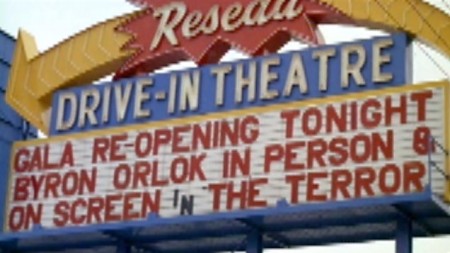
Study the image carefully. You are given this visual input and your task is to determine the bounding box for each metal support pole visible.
[116,241,131,253]
[396,215,413,253]
[246,229,263,253]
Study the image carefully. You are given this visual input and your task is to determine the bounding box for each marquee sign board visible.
[5,81,448,232]
[3,0,450,245]
[50,33,410,135]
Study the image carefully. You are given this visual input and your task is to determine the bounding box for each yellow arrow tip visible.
[16,29,39,59]
[5,29,50,134]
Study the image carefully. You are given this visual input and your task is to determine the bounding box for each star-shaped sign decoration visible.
[116,0,351,78]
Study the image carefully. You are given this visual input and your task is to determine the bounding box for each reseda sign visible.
[5,0,450,235]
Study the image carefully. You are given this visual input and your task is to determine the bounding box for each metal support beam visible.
[237,218,291,248]
[393,204,434,236]
[246,229,263,253]
[116,241,131,253]
[396,215,413,253]
[105,230,161,253]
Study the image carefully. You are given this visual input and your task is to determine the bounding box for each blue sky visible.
[1,0,450,252]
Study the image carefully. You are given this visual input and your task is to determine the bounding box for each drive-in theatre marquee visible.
[3,0,450,237]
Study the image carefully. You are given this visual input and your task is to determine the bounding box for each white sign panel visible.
[5,83,448,232]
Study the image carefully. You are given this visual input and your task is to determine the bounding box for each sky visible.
[1,0,450,252]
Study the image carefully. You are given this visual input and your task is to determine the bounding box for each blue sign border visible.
[50,33,412,136]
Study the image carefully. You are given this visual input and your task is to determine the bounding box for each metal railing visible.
[428,136,449,181]
[428,136,450,201]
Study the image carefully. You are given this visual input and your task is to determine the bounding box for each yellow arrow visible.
[321,0,450,58]
[5,0,450,135]
[5,15,133,133]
